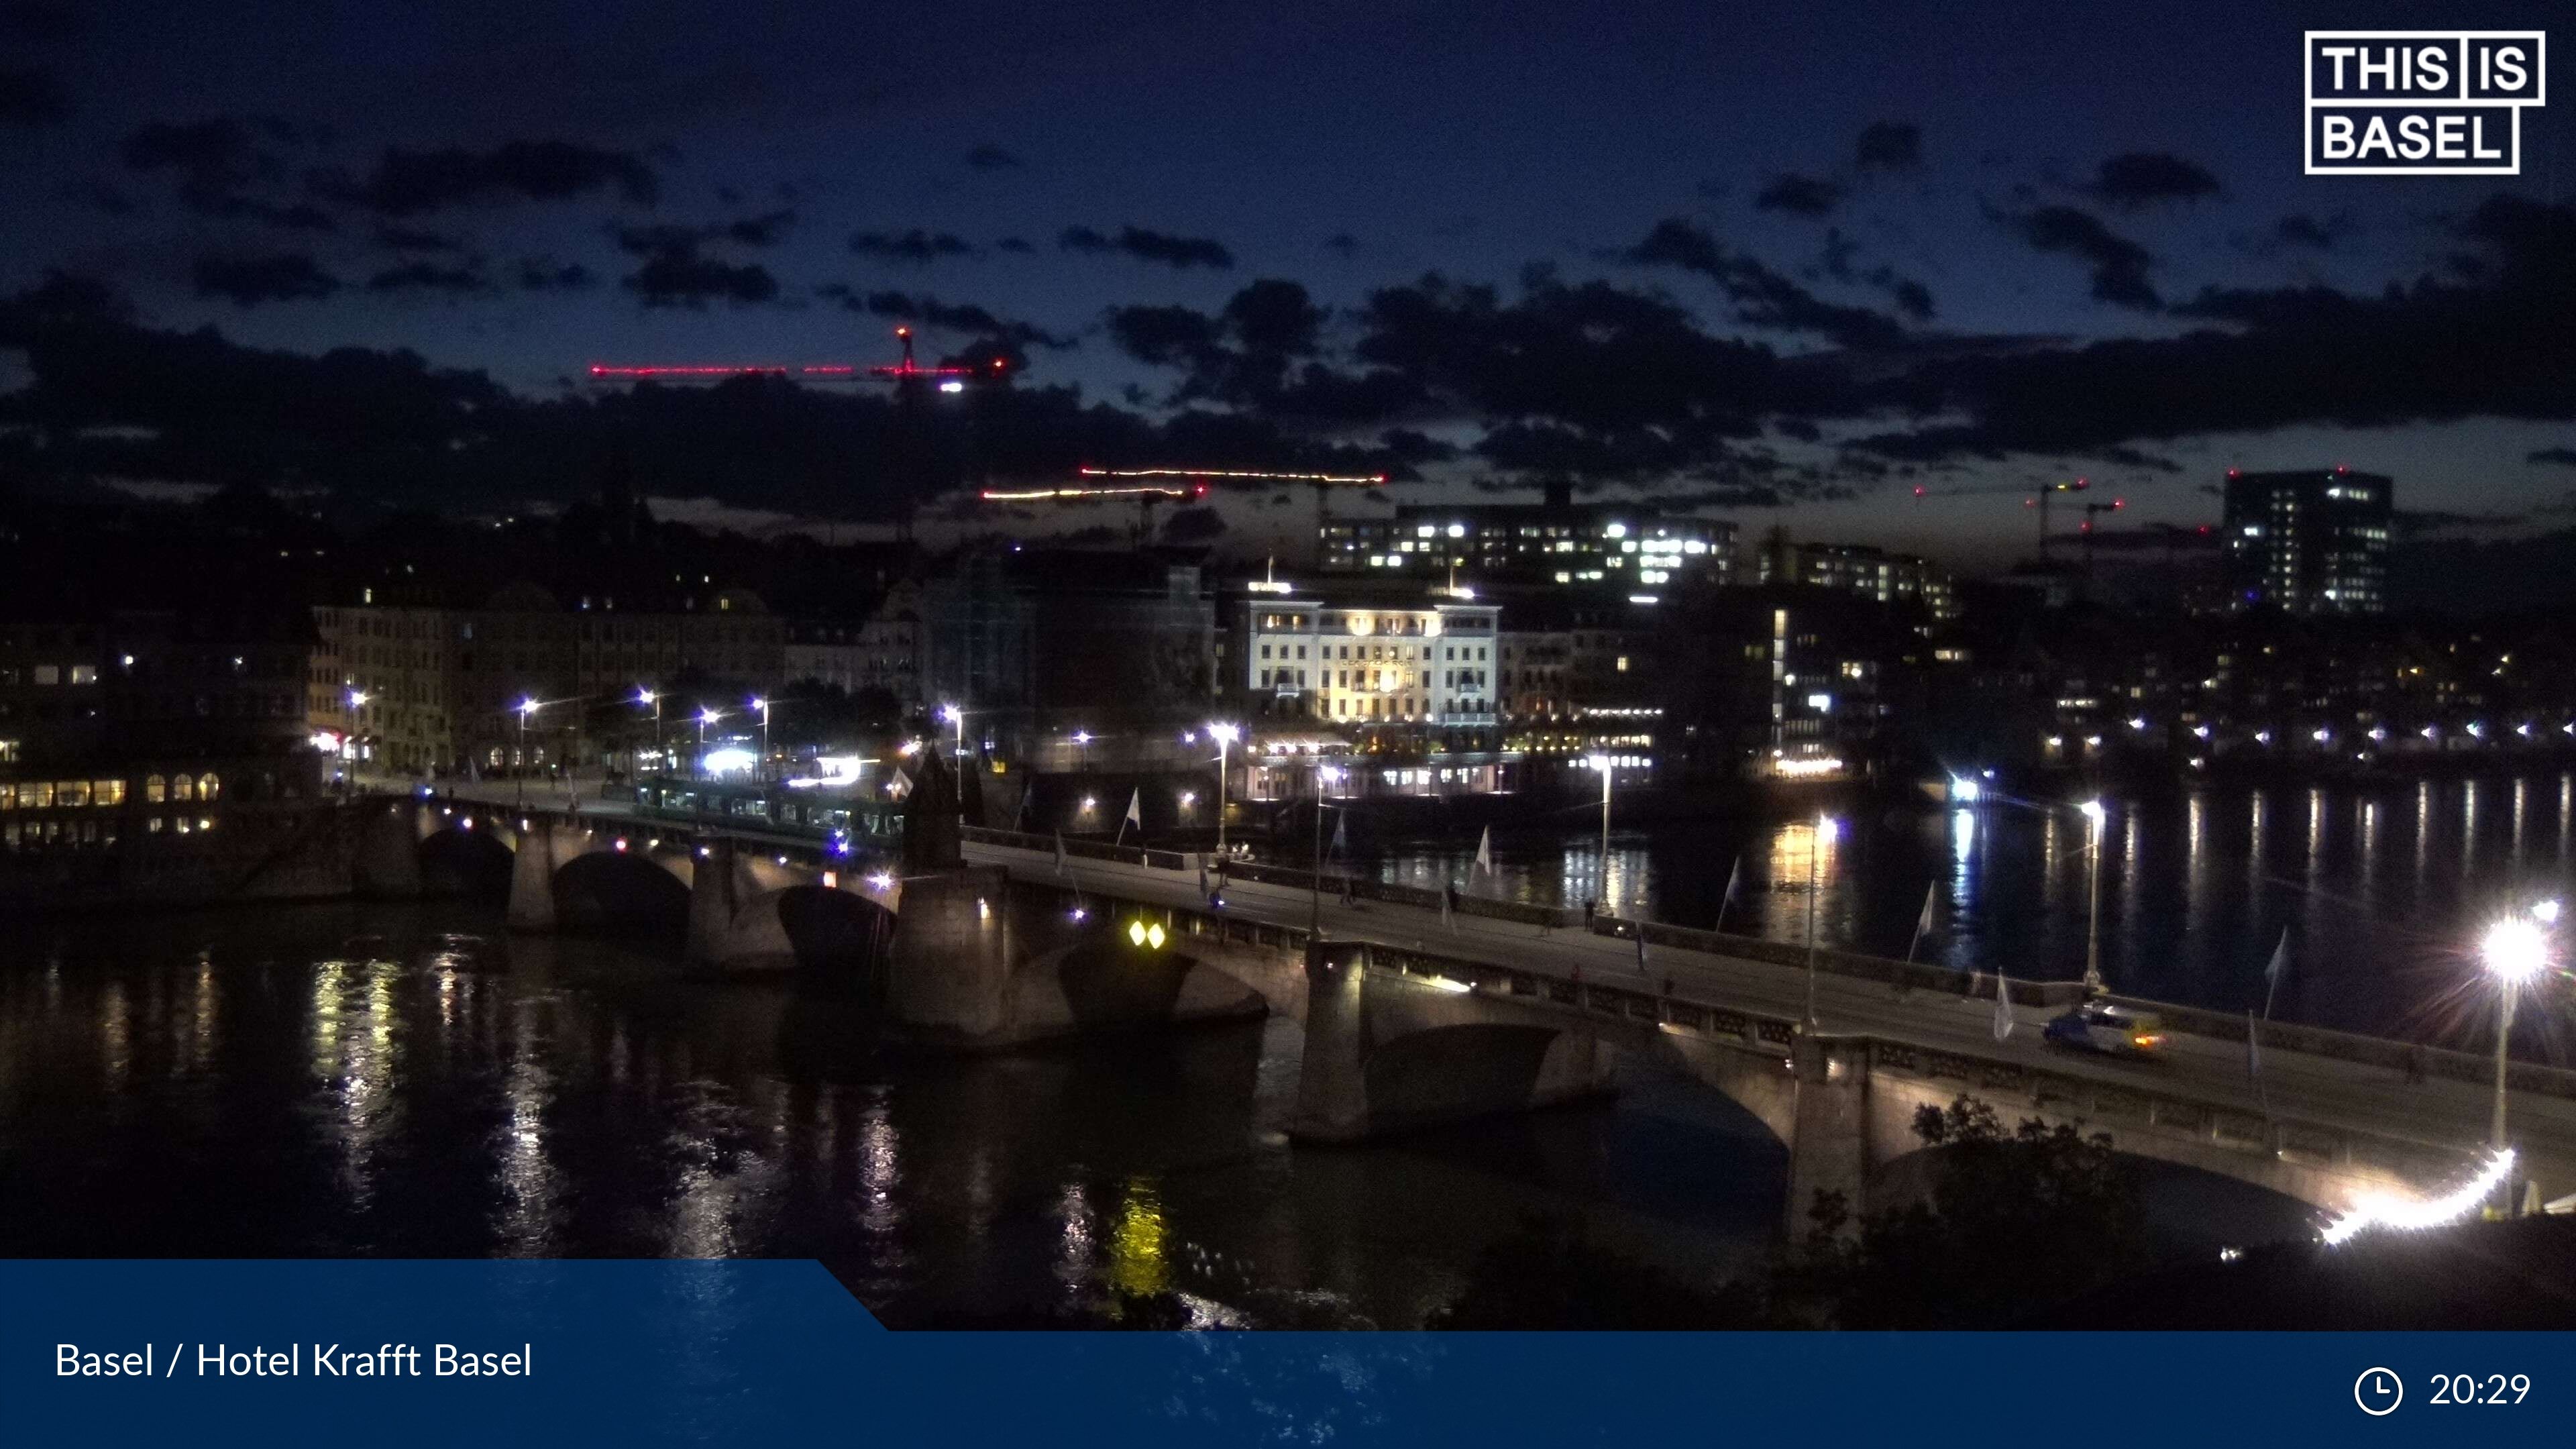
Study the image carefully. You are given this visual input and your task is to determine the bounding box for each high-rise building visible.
[1321,482,1735,591]
[2222,467,2392,614]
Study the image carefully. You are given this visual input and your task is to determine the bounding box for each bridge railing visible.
[969,824,2576,1106]
[2104,994,2576,1106]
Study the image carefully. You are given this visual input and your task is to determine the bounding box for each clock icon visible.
[2355,1367,2404,1416]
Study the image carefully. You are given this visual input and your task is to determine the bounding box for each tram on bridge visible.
[633,776,907,854]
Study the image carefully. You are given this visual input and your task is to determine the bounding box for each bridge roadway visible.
[963,838,2576,1205]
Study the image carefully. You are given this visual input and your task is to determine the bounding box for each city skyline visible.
[0,0,2572,568]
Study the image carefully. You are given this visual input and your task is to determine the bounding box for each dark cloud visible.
[1754,174,1843,217]
[0,66,66,127]
[723,209,797,246]
[1059,225,1235,269]
[1854,196,2576,460]
[849,229,977,262]
[1818,227,1935,321]
[320,140,657,216]
[192,252,340,305]
[823,286,1073,350]
[964,144,1024,170]
[2087,152,2221,207]
[1324,233,1359,258]
[2273,213,2351,252]
[2528,447,2576,468]
[621,248,778,308]
[1854,121,1921,169]
[1625,218,1911,347]
[517,259,595,291]
[367,260,490,294]
[1107,278,1420,425]
[60,179,135,216]
[375,225,464,252]
[120,118,329,225]
[994,235,1034,254]
[1159,505,1225,542]
[1988,203,2157,309]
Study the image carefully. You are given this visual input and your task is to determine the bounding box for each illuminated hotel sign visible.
[2306,31,2546,174]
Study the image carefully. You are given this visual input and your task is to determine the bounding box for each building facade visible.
[2222,467,2392,614]
[1322,484,1736,592]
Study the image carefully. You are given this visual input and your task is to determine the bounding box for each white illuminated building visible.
[1242,596,1499,727]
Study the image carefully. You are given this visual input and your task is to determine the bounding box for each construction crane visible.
[1911,477,2091,562]
[980,480,1210,547]
[585,328,1008,539]
[585,326,1008,390]
[1068,465,1385,564]
[2078,498,2125,578]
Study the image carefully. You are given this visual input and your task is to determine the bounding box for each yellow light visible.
[1146,922,1167,950]
[1128,920,1148,947]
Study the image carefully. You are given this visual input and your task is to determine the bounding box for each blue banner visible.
[5,1260,2563,1446]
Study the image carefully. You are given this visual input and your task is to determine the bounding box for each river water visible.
[11,772,2504,1323]
[0,900,1795,1327]
[1350,770,2576,1059]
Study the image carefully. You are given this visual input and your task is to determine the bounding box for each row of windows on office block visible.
[0,773,223,810]
[2,814,219,851]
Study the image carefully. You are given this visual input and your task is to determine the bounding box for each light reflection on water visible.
[0,900,1793,1328]
[1344,770,2576,1044]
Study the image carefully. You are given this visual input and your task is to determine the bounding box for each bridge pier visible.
[1782,1034,1872,1239]
[505,819,559,932]
[686,839,741,963]
[1289,941,1620,1144]
[352,798,425,899]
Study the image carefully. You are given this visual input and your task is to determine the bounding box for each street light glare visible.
[1815,815,1840,844]
[1207,720,1240,744]
[2079,798,2106,824]
[2536,900,2564,925]
[2483,916,2549,985]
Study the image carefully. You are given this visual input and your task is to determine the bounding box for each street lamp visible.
[2482,911,2551,1216]
[697,707,720,780]
[939,704,964,763]
[1588,754,1614,905]
[1310,763,1342,936]
[637,688,661,777]
[750,696,771,783]
[1805,814,1840,1027]
[344,687,368,788]
[2079,798,2106,992]
[1073,730,1092,772]
[515,698,539,806]
[1209,721,1240,859]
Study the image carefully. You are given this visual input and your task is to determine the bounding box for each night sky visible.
[1,0,2571,567]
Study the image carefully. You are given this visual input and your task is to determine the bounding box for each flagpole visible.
[1715,853,1739,933]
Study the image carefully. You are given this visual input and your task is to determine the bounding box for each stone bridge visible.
[343,796,2576,1234]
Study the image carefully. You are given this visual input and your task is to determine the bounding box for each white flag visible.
[1916,882,1937,940]
[1440,886,1456,930]
[2261,929,2290,1019]
[1992,971,2015,1042]
[1330,810,1346,858]
[1124,788,1142,828]
[1721,854,1741,905]
[888,767,912,800]
[1474,826,1493,876]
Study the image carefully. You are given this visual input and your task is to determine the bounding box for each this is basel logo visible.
[2306,31,2546,174]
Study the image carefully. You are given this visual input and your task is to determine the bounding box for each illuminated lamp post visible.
[515,698,539,806]
[2482,909,2552,1216]
[2080,798,2106,993]
[697,707,720,780]
[637,688,661,776]
[344,688,368,789]
[751,696,771,783]
[1209,722,1240,859]
[1805,814,1840,1027]
[1589,753,1614,905]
